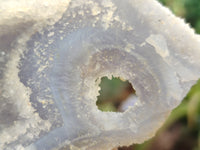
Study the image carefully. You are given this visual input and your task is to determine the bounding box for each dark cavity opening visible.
[96,76,137,112]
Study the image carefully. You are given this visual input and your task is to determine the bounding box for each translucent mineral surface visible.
[0,0,200,150]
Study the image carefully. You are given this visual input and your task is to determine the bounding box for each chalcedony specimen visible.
[0,0,200,149]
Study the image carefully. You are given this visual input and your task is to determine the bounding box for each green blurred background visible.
[97,0,200,149]
[159,0,200,34]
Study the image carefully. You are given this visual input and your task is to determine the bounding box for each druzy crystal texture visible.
[0,0,200,150]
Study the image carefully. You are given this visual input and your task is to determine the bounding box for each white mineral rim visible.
[0,0,200,150]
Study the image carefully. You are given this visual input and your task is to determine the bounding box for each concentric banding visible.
[2,0,200,149]
[18,0,182,149]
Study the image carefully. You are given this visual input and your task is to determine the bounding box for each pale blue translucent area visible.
[0,0,200,150]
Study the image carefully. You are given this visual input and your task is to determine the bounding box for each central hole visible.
[96,76,137,112]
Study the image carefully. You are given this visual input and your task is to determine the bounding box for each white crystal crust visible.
[0,0,200,150]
